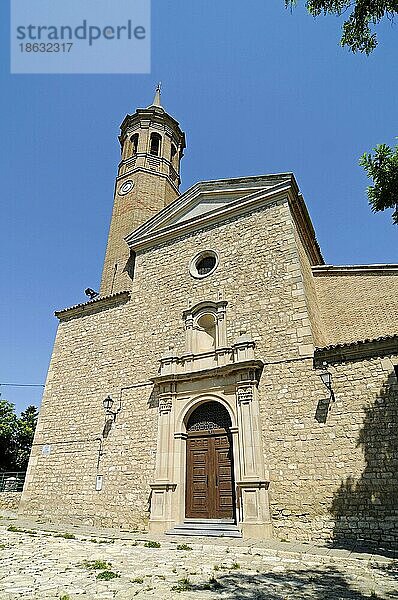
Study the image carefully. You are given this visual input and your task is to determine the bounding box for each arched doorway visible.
[185,401,236,520]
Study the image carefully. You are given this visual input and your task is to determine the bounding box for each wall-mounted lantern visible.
[319,365,335,401]
[102,395,120,421]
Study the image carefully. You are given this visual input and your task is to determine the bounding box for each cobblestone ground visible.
[0,518,397,599]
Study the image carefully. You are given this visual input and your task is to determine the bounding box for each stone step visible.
[166,520,242,538]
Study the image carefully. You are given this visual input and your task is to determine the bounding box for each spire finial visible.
[152,82,162,107]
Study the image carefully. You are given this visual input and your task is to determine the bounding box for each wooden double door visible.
[185,430,235,520]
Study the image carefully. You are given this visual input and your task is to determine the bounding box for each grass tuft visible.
[171,577,192,592]
[144,540,161,548]
[96,570,120,580]
[82,559,111,570]
[177,544,193,551]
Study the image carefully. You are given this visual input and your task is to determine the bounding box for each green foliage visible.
[144,540,161,548]
[131,577,144,583]
[96,570,120,580]
[59,595,71,600]
[285,0,398,54]
[82,559,111,570]
[0,400,38,471]
[360,142,398,223]
[231,562,240,569]
[15,405,39,469]
[176,543,192,551]
[55,532,76,539]
[171,577,192,592]
[0,400,18,471]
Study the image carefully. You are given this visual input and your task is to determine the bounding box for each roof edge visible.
[314,334,398,365]
[55,291,131,321]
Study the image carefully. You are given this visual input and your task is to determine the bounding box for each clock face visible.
[118,180,134,195]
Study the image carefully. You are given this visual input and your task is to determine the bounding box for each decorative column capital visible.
[236,385,254,404]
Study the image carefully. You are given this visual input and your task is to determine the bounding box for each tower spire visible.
[151,82,162,108]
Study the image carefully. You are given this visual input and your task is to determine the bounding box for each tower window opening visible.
[131,133,139,155]
[150,132,162,156]
[170,143,177,167]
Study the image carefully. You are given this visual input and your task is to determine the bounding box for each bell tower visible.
[100,86,186,296]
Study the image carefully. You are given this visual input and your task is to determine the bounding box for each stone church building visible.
[20,90,398,546]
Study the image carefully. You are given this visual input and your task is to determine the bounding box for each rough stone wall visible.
[0,492,21,511]
[22,199,315,527]
[314,272,398,345]
[261,354,398,546]
[21,197,398,546]
[291,220,326,347]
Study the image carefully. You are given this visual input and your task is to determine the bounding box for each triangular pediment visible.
[125,173,295,250]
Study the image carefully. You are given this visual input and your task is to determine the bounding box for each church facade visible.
[20,91,398,546]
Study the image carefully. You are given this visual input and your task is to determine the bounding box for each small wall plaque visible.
[42,444,51,456]
[96,475,103,491]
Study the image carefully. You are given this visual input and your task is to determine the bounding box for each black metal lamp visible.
[103,395,119,420]
[319,369,332,391]
[319,365,335,402]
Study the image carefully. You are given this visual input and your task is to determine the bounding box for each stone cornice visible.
[126,174,292,244]
[290,193,323,265]
[55,291,131,321]
[314,334,398,365]
[151,359,264,385]
[312,264,398,276]
[126,180,293,251]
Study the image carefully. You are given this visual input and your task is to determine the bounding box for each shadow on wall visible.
[187,565,395,599]
[331,370,398,550]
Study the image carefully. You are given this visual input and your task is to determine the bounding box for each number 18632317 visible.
[19,43,73,52]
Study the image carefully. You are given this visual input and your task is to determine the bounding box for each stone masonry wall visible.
[260,354,398,546]
[21,197,398,546]
[22,198,315,528]
[314,272,398,344]
[291,220,326,347]
[0,492,21,511]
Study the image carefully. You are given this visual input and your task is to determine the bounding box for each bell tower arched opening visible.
[185,401,236,521]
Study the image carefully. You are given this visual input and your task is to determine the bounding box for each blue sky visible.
[0,1,397,415]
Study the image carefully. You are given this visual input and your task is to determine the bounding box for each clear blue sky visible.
[1,1,396,415]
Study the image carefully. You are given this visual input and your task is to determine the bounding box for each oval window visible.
[189,250,219,279]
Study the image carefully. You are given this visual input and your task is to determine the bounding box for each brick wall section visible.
[314,270,398,344]
[100,171,178,297]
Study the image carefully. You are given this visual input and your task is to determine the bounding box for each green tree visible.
[359,142,398,224]
[0,400,38,471]
[15,405,39,470]
[285,0,398,54]
[0,400,18,471]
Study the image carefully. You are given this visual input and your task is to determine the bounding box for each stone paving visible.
[0,513,397,599]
